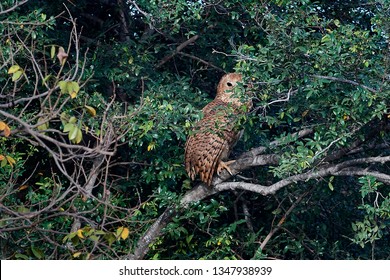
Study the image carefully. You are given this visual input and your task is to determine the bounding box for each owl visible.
[184,73,252,186]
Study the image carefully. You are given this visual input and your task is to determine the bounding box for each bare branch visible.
[265,87,298,106]
[259,188,312,251]
[178,51,225,72]
[212,48,264,62]
[215,155,390,195]
[0,91,50,108]
[0,109,115,156]
[156,35,200,68]
[128,0,154,24]
[311,74,378,93]
[0,0,29,16]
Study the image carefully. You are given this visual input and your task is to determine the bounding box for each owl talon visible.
[217,160,236,176]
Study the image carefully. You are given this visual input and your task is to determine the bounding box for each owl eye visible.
[227,82,233,87]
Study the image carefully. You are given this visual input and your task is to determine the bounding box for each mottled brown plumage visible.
[184,73,252,186]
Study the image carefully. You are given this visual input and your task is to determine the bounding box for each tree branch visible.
[0,0,29,16]
[178,51,225,72]
[129,138,390,258]
[259,188,312,251]
[311,74,378,93]
[117,0,131,42]
[128,206,177,260]
[128,128,315,259]
[156,35,199,68]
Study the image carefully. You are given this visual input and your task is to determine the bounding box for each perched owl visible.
[184,73,252,186]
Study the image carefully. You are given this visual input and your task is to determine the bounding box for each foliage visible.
[0,0,389,260]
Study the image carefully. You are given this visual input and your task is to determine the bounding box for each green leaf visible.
[321,34,331,43]
[58,80,68,94]
[63,231,77,243]
[63,123,75,133]
[63,121,82,144]
[1,158,7,167]
[104,233,116,246]
[12,70,23,81]
[50,45,56,59]
[272,208,282,215]
[69,125,79,140]
[17,206,29,213]
[88,235,100,242]
[15,253,29,260]
[42,75,54,86]
[68,116,77,124]
[58,81,80,98]
[328,176,334,191]
[31,246,44,259]
[8,64,21,74]
[60,112,68,126]
[73,127,82,144]
[68,82,80,98]
[186,234,193,244]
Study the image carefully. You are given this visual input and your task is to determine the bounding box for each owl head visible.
[216,73,252,109]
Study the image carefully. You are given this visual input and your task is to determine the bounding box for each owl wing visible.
[185,129,226,186]
[184,113,237,186]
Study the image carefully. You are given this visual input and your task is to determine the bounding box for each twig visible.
[0,0,28,16]
[265,87,298,107]
[178,51,225,72]
[259,188,312,251]
[156,35,200,68]
[212,48,265,62]
[311,74,378,93]
[128,0,153,22]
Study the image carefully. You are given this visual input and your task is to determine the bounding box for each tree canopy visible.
[0,0,389,260]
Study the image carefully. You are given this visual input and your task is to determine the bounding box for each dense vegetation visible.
[0,0,389,260]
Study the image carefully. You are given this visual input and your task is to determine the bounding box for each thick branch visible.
[128,124,389,259]
[128,207,177,260]
[130,150,390,258]
[216,155,390,194]
[117,0,131,41]
[129,129,314,259]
